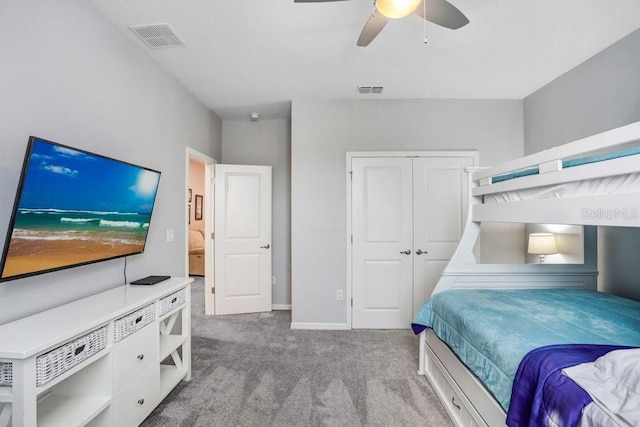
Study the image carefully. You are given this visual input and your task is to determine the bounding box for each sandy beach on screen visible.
[2,238,144,277]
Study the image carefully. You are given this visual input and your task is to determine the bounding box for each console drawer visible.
[113,325,157,392]
[114,303,155,343]
[159,288,186,316]
[36,326,107,387]
[113,365,159,427]
[0,362,12,386]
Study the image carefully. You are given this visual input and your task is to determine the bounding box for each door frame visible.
[186,147,217,315]
[346,151,479,330]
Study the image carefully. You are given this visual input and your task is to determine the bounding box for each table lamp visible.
[528,233,558,264]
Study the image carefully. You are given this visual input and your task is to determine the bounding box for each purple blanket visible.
[506,344,633,427]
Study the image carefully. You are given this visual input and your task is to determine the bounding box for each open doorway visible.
[186,148,216,315]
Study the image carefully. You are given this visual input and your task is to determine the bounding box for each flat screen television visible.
[0,136,161,282]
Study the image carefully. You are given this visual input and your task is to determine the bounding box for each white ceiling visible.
[90,0,640,121]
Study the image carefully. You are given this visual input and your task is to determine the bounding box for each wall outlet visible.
[166,229,175,242]
[336,290,344,301]
[272,275,276,285]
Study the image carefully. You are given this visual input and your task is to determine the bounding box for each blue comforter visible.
[411,289,640,410]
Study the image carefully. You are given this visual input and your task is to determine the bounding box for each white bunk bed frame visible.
[417,121,640,427]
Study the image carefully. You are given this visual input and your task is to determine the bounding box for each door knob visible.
[415,249,428,255]
[400,250,411,255]
[261,244,270,249]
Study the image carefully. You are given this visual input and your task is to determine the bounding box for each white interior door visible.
[412,157,473,313]
[214,164,272,315]
[351,158,414,329]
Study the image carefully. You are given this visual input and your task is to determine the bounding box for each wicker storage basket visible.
[0,362,12,386]
[36,326,107,387]
[159,289,186,316]
[114,303,155,342]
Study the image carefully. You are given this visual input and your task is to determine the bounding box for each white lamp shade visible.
[528,233,558,255]
[376,0,421,18]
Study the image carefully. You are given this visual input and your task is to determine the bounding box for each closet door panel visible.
[352,158,413,329]
[414,259,448,314]
[413,157,473,312]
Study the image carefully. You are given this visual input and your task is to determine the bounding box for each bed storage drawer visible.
[422,330,508,427]
[425,345,484,427]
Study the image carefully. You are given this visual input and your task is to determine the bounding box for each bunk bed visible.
[413,121,640,427]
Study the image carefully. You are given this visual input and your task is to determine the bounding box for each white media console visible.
[0,277,192,426]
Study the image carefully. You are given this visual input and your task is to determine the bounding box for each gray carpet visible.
[142,277,452,426]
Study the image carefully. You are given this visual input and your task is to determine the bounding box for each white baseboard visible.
[272,304,291,311]
[290,322,349,330]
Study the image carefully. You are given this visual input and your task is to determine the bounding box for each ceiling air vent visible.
[357,86,384,94]
[129,24,185,49]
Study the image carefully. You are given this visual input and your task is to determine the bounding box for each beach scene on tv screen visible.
[1,139,160,279]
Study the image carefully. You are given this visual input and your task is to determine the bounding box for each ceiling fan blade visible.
[357,10,390,47]
[414,0,469,29]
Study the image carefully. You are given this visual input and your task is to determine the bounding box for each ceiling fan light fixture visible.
[375,0,421,19]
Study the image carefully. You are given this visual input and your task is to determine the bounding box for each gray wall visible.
[221,119,291,307]
[0,0,222,325]
[291,99,524,326]
[524,29,640,301]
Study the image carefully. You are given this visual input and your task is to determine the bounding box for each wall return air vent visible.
[129,24,185,49]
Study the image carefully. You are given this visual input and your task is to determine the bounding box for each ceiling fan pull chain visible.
[423,0,428,44]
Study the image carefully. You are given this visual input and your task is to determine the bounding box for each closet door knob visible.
[416,249,428,255]
[261,244,270,249]
[400,250,411,255]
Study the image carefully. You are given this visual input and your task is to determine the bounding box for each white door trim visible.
[186,147,217,315]
[346,150,479,330]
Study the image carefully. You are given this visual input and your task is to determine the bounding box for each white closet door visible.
[351,158,414,329]
[214,164,272,315]
[351,155,474,329]
[412,157,473,313]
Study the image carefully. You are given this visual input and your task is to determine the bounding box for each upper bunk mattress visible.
[484,172,640,204]
[411,289,640,411]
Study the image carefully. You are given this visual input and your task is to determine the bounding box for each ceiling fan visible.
[294,0,469,47]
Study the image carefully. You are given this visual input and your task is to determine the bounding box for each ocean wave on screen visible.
[11,229,93,241]
[20,208,141,216]
[11,229,145,245]
[57,218,145,228]
[99,220,145,228]
[60,217,101,224]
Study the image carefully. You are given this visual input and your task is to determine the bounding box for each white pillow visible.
[563,348,640,426]
[592,348,640,394]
